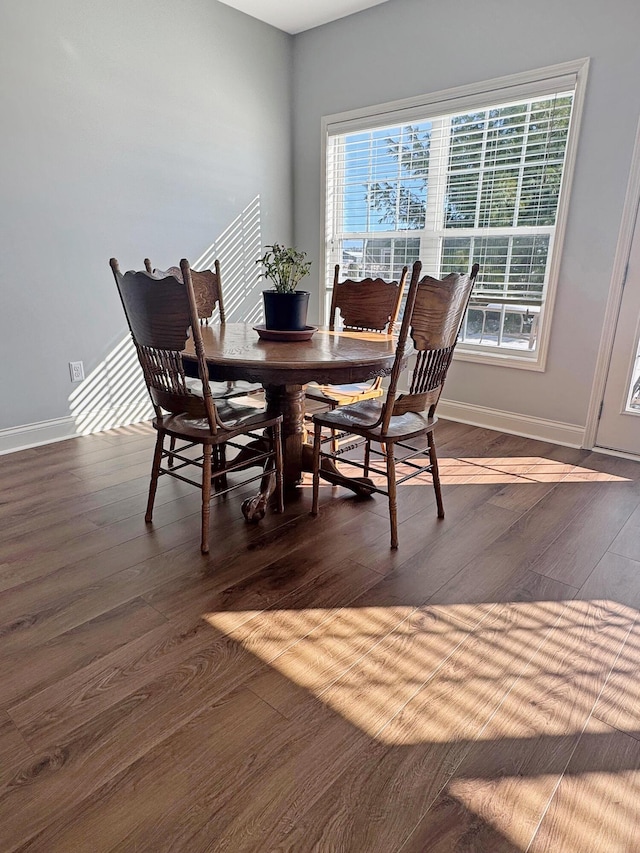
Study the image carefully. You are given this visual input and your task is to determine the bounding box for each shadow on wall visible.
[68,196,263,435]
[193,195,263,324]
[68,335,152,435]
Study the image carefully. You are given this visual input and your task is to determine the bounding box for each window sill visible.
[454,346,545,372]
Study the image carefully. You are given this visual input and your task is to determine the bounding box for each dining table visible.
[182,322,405,519]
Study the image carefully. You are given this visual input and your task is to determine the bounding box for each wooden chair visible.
[144,258,261,406]
[311,261,479,549]
[110,258,284,554]
[306,264,408,411]
[144,258,226,325]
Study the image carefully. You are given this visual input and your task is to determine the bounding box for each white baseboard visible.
[0,416,78,456]
[0,403,153,456]
[437,399,585,448]
[592,445,640,463]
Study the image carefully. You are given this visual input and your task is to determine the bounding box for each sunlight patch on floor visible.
[204,599,636,744]
[425,456,630,485]
[204,597,640,849]
[449,718,640,853]
[324,455,632,488]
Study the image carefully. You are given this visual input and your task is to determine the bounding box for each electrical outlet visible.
[69,361,85,382]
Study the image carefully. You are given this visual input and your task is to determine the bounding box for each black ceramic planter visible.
[263,290,310,331]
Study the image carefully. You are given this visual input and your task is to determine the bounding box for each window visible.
[323,60,588,368]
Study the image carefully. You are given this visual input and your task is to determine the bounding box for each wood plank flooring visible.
[1,421,639,852]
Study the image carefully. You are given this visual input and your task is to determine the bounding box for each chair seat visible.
[306,381,384,406]
[156,400,279,442]
[313,398,437,441]
[229,380,263,394]
[186,377,262,399]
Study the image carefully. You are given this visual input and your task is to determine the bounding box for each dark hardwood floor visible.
[1,420,639,852]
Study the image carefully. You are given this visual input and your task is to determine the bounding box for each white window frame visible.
[320,58,590,371]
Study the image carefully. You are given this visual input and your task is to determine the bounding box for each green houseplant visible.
[259,244,312,331]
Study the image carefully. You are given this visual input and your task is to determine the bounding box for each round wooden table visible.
[183,323,402,515]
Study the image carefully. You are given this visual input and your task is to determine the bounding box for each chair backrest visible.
[329,264,408,334]
[110,258,219,432]
[143,258,226,323]
[380,261,479,430]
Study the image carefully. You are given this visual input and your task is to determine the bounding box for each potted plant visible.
[258,244,312,331]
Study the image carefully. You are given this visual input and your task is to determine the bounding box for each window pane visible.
[339,237,420,279]
[445,94,572,231]
[440,238,471,274]
[340,123,431,233]
[479,167,519,227]
[487,104,527,167]
[446,111,485,227]
[446,170,480,226]
[509,235,548,294]
[442,235,548,301]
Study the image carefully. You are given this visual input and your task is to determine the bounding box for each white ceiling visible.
[217,0,391,35]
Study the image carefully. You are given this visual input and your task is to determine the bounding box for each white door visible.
[596,199,640,456]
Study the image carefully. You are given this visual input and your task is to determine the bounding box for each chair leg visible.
[363,440,371,477]
[213,444,228,491]
[168,436,177,468]
[145,431,164,523]
[273,422,284,514]
[429,433,445,519]
[311,422,322,516]
[201,444,212,554]
[329,399,339,454]
[385,441,398,549]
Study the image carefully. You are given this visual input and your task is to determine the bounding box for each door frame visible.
[585,115,640,451]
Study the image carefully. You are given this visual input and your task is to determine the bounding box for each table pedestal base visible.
[238,382,376,520]
[265,384,306,486]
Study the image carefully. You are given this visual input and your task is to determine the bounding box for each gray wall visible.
[292,0,640,427]
[0,0,292,431]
